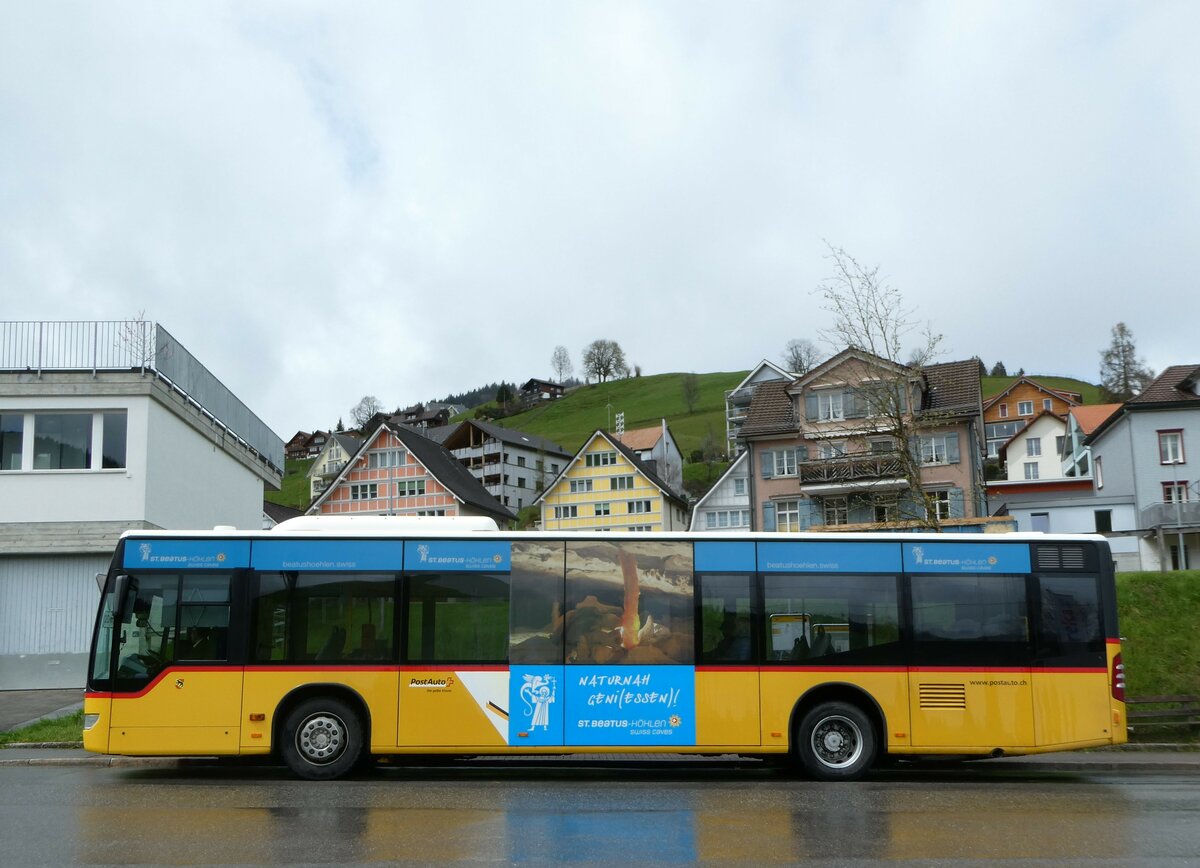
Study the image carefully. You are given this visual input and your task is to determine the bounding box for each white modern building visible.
[689,451,752,532]
[0,320,283,688]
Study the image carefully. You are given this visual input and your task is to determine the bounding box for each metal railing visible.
[1,320,284,475]
[1140,501,1200,529]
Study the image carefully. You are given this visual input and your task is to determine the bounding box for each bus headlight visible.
[83,714,100,731]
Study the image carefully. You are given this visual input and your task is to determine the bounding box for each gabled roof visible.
[263,500,304,525]
[738,379,796,438]
[332,433,362,454]
[1069,403,1122,436]
[520,378,563,391]
[791,347,910,391]
[308,422,514,522]
[921,359,983,417]
[1126,364,1200,406]
[731,359,794,393]
[440,419,572,457]
[689,451,749,517]
[616,421,678,454]
[535,429,689,508]
[996,410,1065,461]
[982,376,1082,411]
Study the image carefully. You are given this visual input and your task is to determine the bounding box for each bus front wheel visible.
[796,701,877,782]
[280,697,363,781]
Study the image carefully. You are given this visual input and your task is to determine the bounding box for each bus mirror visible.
[95,571,108,592]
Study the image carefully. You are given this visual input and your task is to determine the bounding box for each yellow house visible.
[537,429,690,531]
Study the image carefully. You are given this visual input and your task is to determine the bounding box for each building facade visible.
[0,320,283,688]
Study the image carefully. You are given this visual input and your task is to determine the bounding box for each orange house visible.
[308,422,514,524]
[983,377,1081,461]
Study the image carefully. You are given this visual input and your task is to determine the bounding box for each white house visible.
[0,320,283,688]
[725,360,794,455]
[689,451,751,531]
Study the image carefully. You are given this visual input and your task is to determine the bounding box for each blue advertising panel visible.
[565,666,696,747]
[404,540,511,572]
[695,541,756,573]
[758,541,901,574]
[508,665,565,747]
[251,540,404,571]
[123,539,250,570]
[903,542,1031,573]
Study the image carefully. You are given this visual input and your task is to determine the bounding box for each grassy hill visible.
[264,458,315,511]
[981,375,1104,404]
[486,371,747,457]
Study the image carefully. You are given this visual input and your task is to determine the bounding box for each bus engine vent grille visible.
[1035,545,1088,571]
[919,683,967,709]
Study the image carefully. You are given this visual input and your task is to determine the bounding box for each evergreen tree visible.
[1100,322,1156,402]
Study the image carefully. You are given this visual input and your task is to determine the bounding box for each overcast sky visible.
[2,2,1197,440]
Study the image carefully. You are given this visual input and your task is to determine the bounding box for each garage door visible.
[0,555,106,689]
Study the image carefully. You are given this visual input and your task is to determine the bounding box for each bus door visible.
[1030,572,1112,746]
[907,569,1035,749]
[695,571,760,747]
[108,571,243,755]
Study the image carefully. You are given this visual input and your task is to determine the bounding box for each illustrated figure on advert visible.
[520,673,556,730]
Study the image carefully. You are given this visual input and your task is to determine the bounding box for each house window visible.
[1027,437,1042,457]
[706,509,750,529]
[1096,457,1104,488]
[595,502,611,517]
[1024,462,1040,480]
[929,490,952,521]
[816,391,844,421]
[823,497,848,526]
[396,479,426,497]
[870,438,894,454]
[612,476,635,490]
[350,483,378,500]
[1031,512,1050,532]
[1159,430,1185,464]
[773,450,797,476]
[1094,509,1113,533]
[628,500,653,514]
[873,494,898,523]
[733,478,746,497]
[1043,398,1053,411]
[368,450,404,469]
[818,441,846,460]
[33,413,92,470]
[920,435,949,465]
[1018,401,1034,416]
[569,479,593,493]
[101,412,127,469]
[585,451,618,467]
[0,413,23,470]
[518,477,526,488]
[416,509,446,517]
[777,500,801,533]
[517,456,526,467]
[1056,435,1066,457]
[554,505,578,519]
[1163,481,1189,503]
[998,403,1009,418]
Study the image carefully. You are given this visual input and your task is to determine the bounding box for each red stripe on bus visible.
[401,664,509,672]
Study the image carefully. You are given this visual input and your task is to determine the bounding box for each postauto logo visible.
[409,676,456,689]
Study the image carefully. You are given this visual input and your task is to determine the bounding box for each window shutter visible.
[898,386,908,414]
[849,499,872,524]
[798,499,819,530]
[795,446,807,468]
[805,393,819,421]
[908,436,921,462]
[845,389,866,419]
[949,487,965,519]
[761,450,774,479]
[947,432,961,464]
[762,502,777,532]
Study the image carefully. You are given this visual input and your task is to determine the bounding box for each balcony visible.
[1140,501,1200,530]
[800,454,904,484]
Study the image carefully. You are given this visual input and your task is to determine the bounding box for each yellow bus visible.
[84,517,1126,780]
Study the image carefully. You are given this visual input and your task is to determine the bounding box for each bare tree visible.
[782,338,820,375]
[551,345,572,383]
[350,395,384,429]
[681,373,700,413]
[581,339,627,383]
[1100,322,1155,402]
[811,244,956,530]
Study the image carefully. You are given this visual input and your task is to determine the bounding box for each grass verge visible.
[0,710,84,747]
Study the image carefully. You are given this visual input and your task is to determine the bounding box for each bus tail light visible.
[1111,652,1126,702]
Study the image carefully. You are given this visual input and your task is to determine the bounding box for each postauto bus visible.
[84,517,1126,780]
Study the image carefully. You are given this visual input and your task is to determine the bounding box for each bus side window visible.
[698,574,754,663]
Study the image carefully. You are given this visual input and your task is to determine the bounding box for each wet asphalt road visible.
[1,760,1197,866]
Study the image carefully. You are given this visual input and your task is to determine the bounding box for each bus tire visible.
[796,701,876,782]
[280,697,363,781]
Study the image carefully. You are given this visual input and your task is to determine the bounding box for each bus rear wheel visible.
[796,701,877,782]
[281,697,363,781]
